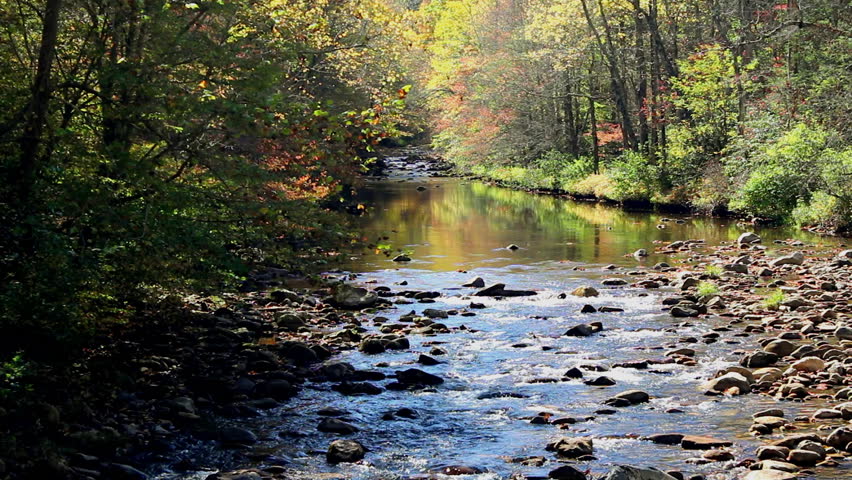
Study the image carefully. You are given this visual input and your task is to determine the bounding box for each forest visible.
[0,0,850,479]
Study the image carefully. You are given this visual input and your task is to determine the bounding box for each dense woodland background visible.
[0,0,849,389]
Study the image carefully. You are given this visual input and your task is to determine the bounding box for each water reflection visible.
[348,178,835,272]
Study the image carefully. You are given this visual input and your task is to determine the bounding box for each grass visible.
[704,264,723,278]
[764,289,785,310]
[697,281,720,297]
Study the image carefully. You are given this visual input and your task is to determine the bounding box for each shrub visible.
[704,264,723,278]
[572,174,616,199]
[697,281,720,297]
[605,151,661,202]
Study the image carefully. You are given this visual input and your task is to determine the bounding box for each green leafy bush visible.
[605,152,661,202]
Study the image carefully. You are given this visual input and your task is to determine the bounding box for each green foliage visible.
[704,264,723,278]
[0,353,32,400]
[605,152,661,202]
[763,289,786,310]
[696,281,720,298]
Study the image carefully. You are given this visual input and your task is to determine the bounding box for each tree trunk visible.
[17,0,63,209]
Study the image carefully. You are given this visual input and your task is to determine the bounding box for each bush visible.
[605,151,661,202]
[697,281,720,297]
[572,174,616,198]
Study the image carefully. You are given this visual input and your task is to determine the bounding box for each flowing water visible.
[163,157,849,480]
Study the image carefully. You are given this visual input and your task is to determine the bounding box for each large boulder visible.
[600,466,678,480]
[549,465,588,480]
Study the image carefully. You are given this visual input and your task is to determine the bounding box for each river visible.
[163,155,847,480]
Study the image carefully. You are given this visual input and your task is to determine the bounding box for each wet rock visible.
[606,390,650,405]
[564,324,596,337]
[603,278,628,286]
[220,427,258,445]
[332,381,383,396]
[322,362,356,381]
[476,391,529,400]
[634,249,649,257]
[753,416,788,430]
[756,460,799,473]
[703,449,735,462]
[331,285,379,309]
[564,367,584,379]
[600,306,625,312]
[326,439,366,463]
[644,433,685,445]
[740,351,778,368]
[703,372,750,395]
[359,338,386,355]
[754,408,784,419]
[738,232,761,244]
[423,308,449,319]
[546,437,594,458]
[757,446,790,461]
[834,326,852,341]
[393,254,411,262]
[572,286,600,297]
[417,354,441,366]
[548,465,588,480]
[430,466,486,475]
[585,376,616,386]
[769,433,822,449]
[463,277,485,288]
[787,449,821,466]
[317,406,347,417]
[507,244,520,250]
[826,427,852,450]
[396,368,443,386]
[474,283,536,297]
[318,417,358,434]
[106,463,148,480]
[581,304,597,313]
[811,408,842,420]
[670,306,699,318]
[680,435,733,450]
[278,341,319,364]
[770,252,804,267]
[601,465,678,480]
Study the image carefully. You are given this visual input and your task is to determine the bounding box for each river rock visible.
[600,465,678,480]
[549,465,588,480]
[644,433,685,445]
[835,326,852,341]
[331,285,379,309]
[393,254,411,262]
[546,437,594,458]
[757,446,790,461]
[572,286,600,297]
[474,283,536,297]
[741,351,778,368]
[634,249,649,257]
[463,277,485,288]
[754,408,784,419]
[585,376,616,386]
[676,277,701,290]
[396,368,443,386]
[703,372,750,395]
[332,381,383,395]
[603,278,628,286]
[607,390,650,405]
[680,435,733,450]
[581,304,597,313]
[757,460,799,473]
[764,340,797,357]
[326,439,366,463]
[787,449,821,466]
[770,252,804,267]
[105,464,148,480]
[220,427,257,445]
[738,232,761,244]
[791,357,824,372]
[423,308,449,319]
[743,471,797,480]
[670,306,699,318]
[318,417,358,434]
[826,427,852,450]
[359,338,386,354]
[564,324,596,337]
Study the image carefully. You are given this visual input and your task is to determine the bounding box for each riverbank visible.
[433,156,849,238]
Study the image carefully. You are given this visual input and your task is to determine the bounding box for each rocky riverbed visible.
[9,152,851,480]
